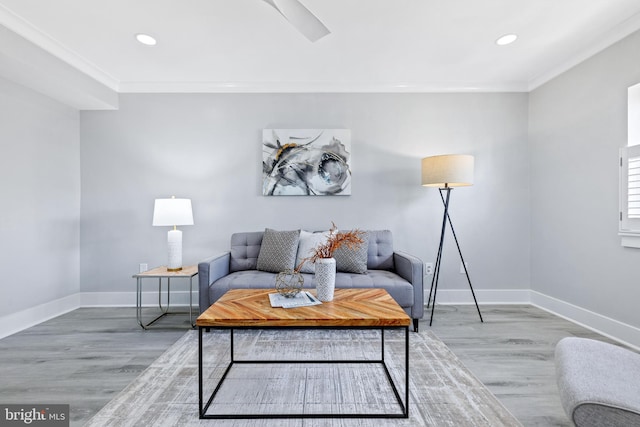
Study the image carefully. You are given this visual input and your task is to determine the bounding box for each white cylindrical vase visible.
[167,229,183,271]
[315,257,336,302]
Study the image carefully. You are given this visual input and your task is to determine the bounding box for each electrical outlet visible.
[425,263,434,275]
[139,263,148,273]
[459,262,468,274]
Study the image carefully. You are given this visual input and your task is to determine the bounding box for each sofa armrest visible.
[198,252,230,313]
[393,251,424,319]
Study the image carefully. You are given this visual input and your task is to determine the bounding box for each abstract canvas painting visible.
[262,129,351,196]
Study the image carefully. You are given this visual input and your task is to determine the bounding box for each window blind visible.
[629,155,640,219]
[620,145,640,245]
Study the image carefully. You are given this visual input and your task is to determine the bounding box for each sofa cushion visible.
[367,230,394,270]
[256,228,300,273]
[212,269,414,309]
[334,231,369,274]
[295,230,330,273]
[230,231,264,273]
[325,270,414,307]
[208,270,291,306]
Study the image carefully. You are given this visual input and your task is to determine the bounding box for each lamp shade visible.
[152,198,194,226]
[421,154,474,188]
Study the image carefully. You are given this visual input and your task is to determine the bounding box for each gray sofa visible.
[198,230,424,331]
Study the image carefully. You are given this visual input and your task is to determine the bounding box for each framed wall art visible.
[262,129,351,196]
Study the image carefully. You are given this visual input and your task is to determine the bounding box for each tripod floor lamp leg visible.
[438,191,483,323]
[429,188,451,326]
[426,229,443,309]
[426,246,441,309]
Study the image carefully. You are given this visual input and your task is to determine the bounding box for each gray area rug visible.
[85,329,521,426]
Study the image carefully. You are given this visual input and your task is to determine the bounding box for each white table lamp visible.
[153,196,194,271]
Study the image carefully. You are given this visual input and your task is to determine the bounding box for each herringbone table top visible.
[196,288,411,328]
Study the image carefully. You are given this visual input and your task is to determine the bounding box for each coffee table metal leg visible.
[200,327,235,419]
[380,326,409,418]
[199,327,410,419]
[198,326,203,417]
[405,326,410,416]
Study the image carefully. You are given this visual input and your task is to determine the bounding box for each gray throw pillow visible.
[334,231,369,274]
[295,230,330,273]
[256,228,301,273]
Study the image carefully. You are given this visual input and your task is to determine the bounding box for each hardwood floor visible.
[429,304,619,427]
[0,308,186,426]
[0,305,619,426]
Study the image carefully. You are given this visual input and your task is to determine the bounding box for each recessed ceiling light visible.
[135,33,157,46]
[496,34,518,46]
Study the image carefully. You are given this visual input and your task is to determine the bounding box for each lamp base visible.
[167,229,183,272]
[427,187,483,326]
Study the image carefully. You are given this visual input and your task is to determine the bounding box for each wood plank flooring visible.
[429,304,620,427]
[0,308,186,426]
[0,305,619,426]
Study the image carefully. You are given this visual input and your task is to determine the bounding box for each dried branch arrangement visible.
[297,222,364,271]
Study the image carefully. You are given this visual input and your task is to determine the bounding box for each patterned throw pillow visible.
[295,230,330,273]
[334,231,369,274]
[256,228,301,273]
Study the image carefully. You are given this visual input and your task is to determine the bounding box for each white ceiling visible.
[1,0,640,97]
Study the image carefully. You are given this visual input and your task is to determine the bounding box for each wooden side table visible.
[133,265,198,329]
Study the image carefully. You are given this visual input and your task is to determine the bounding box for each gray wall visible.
[80,93,530,296]
[529,30,640,327]
[0,77,81,317]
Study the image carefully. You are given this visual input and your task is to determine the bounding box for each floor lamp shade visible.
[421,154,474,188]
[153,197,194,271]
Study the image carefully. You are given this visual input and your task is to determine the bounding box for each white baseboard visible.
[0,294,80,340]
[0,291,198,339]
[80,291,199,307]
[530,291,640,351]
[429,289,531,305]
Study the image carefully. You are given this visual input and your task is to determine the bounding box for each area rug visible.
[85,329,521,426]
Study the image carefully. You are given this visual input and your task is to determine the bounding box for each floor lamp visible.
[421,154,483,326]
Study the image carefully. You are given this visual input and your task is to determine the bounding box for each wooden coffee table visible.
[196,288,411,419]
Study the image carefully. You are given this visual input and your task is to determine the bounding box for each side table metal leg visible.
[139,277,172,328]
[189,276,195,328]
[166,277,171,312]
[136,278,145,329]
[157,278,165,313]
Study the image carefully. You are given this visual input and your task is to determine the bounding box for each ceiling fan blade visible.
[263,0,330,42]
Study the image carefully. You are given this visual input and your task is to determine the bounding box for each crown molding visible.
[118,80,529,94]
[528,11,640,91]
[3,3,639,99]
[0,4,119,91]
